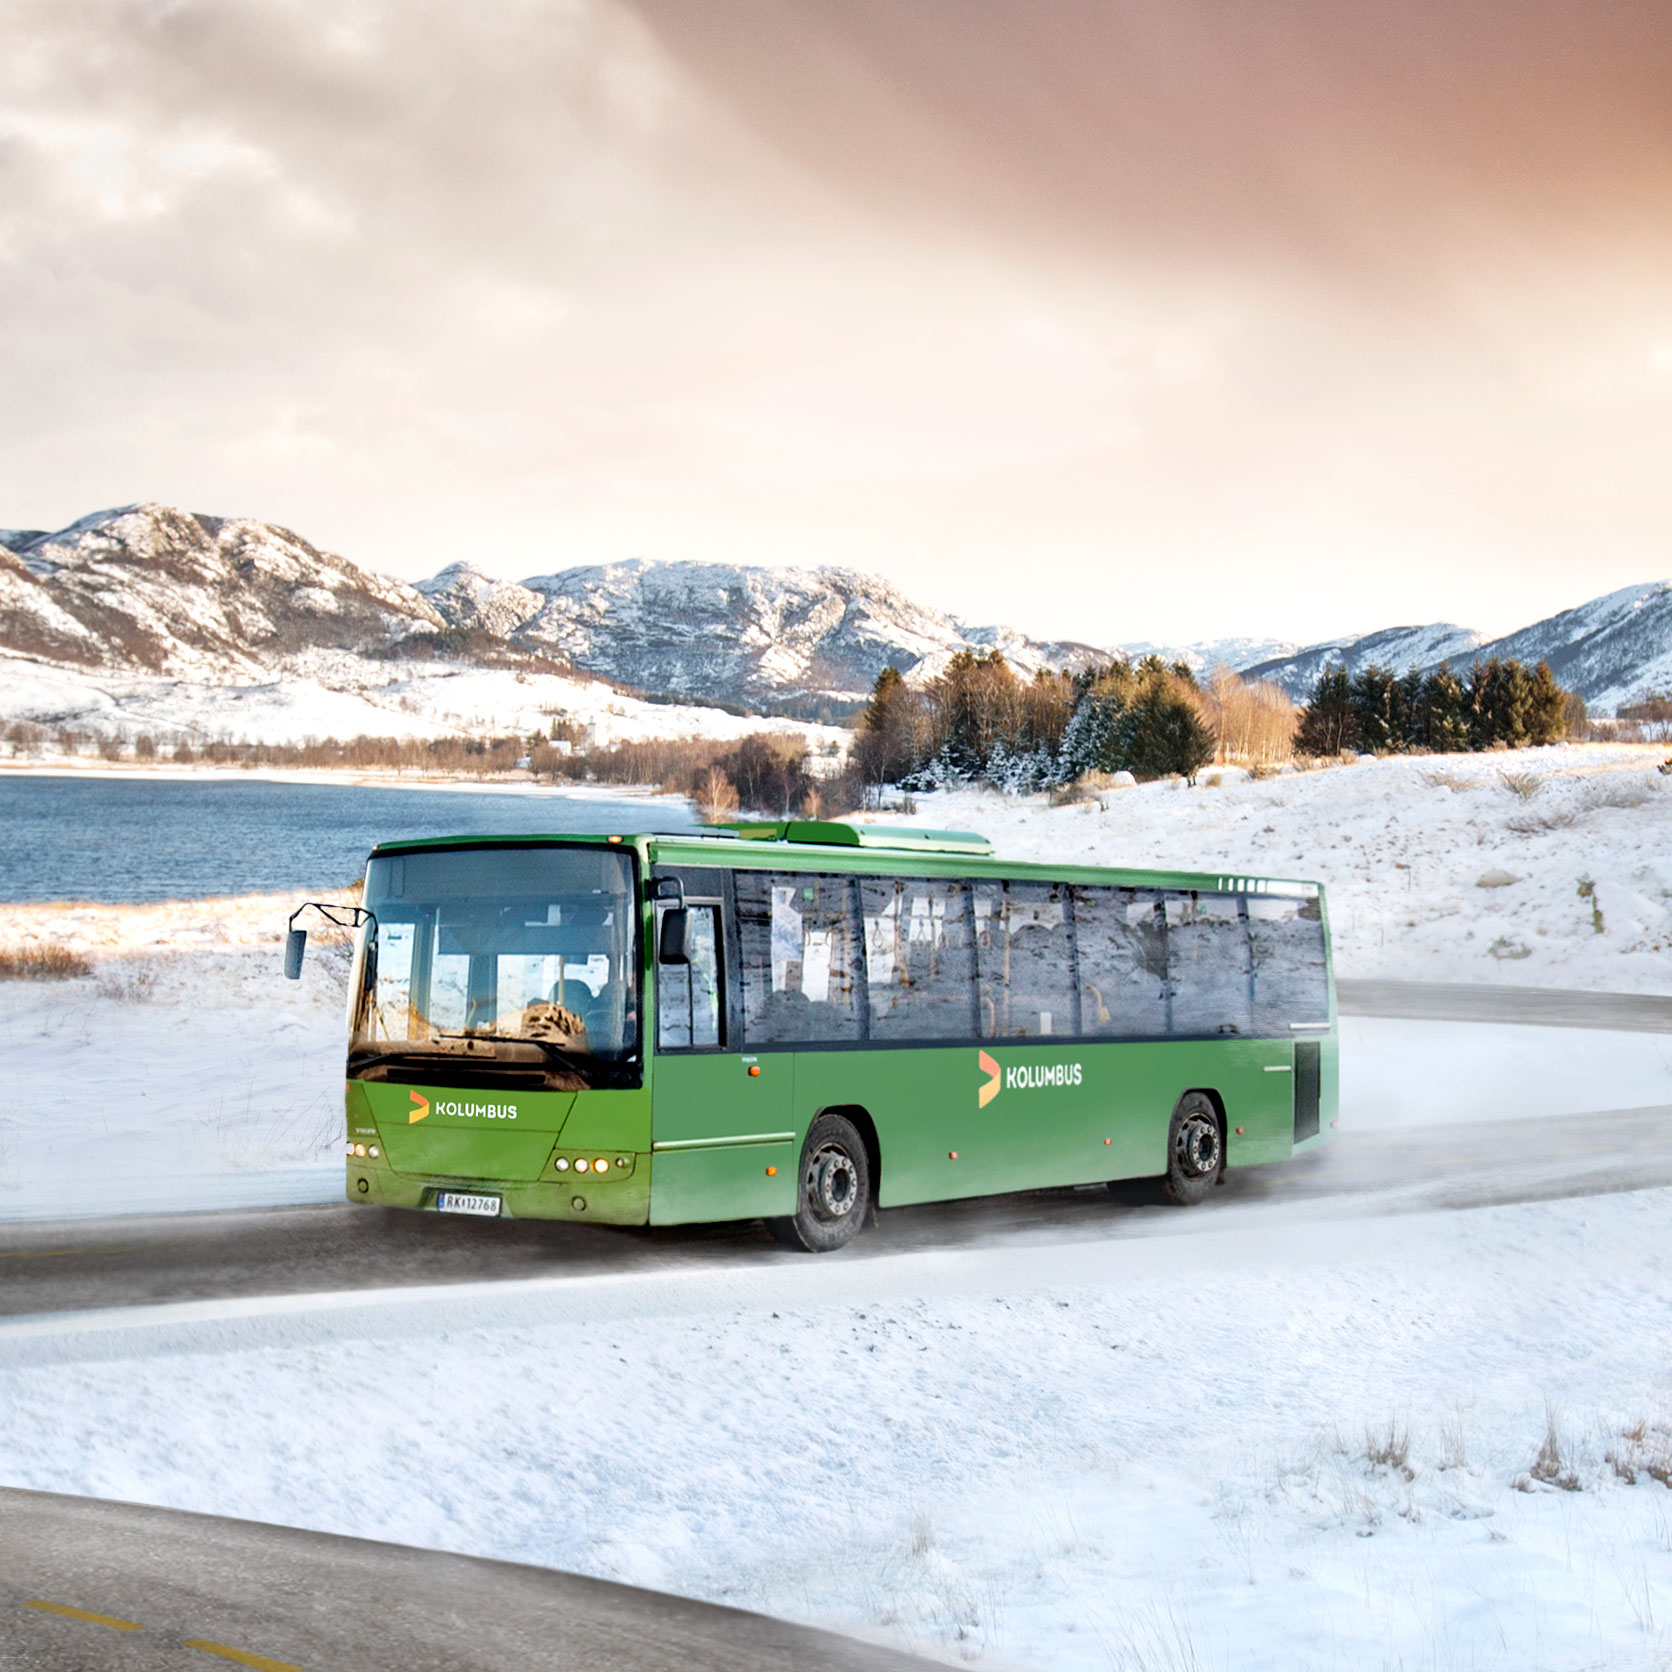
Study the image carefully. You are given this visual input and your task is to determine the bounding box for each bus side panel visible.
[1217,1038,1300,1167]
[789,1036,1301,1208]
[784,1040,1139,1207]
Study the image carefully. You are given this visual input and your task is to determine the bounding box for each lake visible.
[0,774,696,903]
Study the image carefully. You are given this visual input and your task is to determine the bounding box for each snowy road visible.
[5,1096,1670,1320]
[1339,978,1672,1032]
[0,1485,932,1672]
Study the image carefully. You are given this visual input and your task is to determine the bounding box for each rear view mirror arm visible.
[284,901,376,980]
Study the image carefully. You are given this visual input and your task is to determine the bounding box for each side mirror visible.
[284,926,308,980]
[658,907,692,965]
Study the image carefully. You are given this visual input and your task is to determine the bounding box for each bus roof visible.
[367,822,1321,898]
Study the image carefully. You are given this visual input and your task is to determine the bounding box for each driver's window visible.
[657,903,722,1050]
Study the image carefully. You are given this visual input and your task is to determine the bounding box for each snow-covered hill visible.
[1114,634,1304,676]
[1469,580,1672,714]
[1240,590,1672,714]
[417,557,1105,709]
[0,504,442,675]
[1243,623,1486,699]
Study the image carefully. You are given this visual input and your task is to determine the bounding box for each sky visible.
[1,0,1669,648]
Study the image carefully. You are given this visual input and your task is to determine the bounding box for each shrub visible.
[0,944,93,981]
[695,766,739,822]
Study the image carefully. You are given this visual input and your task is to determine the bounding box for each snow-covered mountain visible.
[0,504,442,675]
[2,504,1670,720]
[1114,635,1305,677]
[414,557,1106,709]
[1466,581,1672,714]
[1242,590,1672,713]
[1242,623,1486,700]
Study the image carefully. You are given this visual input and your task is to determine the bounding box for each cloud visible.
[1,0,1669,643]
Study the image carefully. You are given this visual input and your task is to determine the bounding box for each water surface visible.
[0,774,694,903]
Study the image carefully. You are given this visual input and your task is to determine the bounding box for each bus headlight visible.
[554,1157,570,1172]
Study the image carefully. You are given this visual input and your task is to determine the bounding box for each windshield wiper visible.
[434,1031,601,1071]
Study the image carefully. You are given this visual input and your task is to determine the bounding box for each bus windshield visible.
[351,844,640,1092]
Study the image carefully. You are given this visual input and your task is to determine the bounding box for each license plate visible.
[436,1192,501,1218]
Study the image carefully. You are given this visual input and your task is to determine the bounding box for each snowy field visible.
[3,1190,1672,1671]
[0,646,849,753]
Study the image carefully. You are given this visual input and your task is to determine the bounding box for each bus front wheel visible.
[1160,1092,1223,1206]
[768,1113,872,1253]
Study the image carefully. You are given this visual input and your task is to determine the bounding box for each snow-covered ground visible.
[4,1189,1672,1671]
[0,647,849,752]
[895,744,1672,994]
[0,899,351,1217]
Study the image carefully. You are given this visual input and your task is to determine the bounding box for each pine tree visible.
[854,666,926,786]
[1528,661,1569,745]
[1117,663,1216,781]
[1295,667,1356,756]
[1398,667,1427,750]
[1423,666,1471,752]
[1352,665,1405,753]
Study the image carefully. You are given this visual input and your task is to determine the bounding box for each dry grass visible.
[1364,1420,1414,1480]
[1607,1419,1672,1488]
[1420,768,1477,792]
[1499,769,1544,801]
[1520,1405,1582,1492]
[0,944,93,981]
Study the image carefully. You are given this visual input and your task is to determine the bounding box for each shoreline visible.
[0,757,696,799]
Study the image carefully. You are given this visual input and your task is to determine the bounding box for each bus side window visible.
[973,880,1077,1038]
[1164,891,1252,1037]
[862,876,976,1040]
[656,903,721,1050]
[1247,894,1328,1031]
[734,871,863,1045]
[1072,886,1168,1038]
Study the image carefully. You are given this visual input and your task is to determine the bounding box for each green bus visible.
[292,820,1335,1251]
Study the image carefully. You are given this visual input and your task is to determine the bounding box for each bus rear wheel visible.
[1160,1092,1223,1206]
[768,1113,871,1253]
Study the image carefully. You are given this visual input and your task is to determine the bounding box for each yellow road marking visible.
[184,1639,303,1671]
[24,1598,144,1630]
[0,1247,130,1260]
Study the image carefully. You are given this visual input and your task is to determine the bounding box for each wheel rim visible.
[1175,1113,1220,1178]
[804,1141,859,1222]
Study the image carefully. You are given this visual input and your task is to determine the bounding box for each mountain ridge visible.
[1,503,1669,717]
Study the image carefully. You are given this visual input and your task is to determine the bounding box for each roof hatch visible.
[711,820,993,855]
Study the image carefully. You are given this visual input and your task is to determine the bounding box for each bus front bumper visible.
[345,1154,651,1225]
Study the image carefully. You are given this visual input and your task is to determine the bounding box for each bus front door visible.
[649,902,798,1225]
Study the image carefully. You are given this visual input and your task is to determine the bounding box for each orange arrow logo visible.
[409,1090,431,1124]
[978,1050,1002,1109]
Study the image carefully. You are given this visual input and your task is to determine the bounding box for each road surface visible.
[4,1099,1670,1319]
[1336,978,1672,1031]
[0,1486,933,1672]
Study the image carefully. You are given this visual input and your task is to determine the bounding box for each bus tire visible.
[768,1113,871,1252]
[1160,1092,1223,1206]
